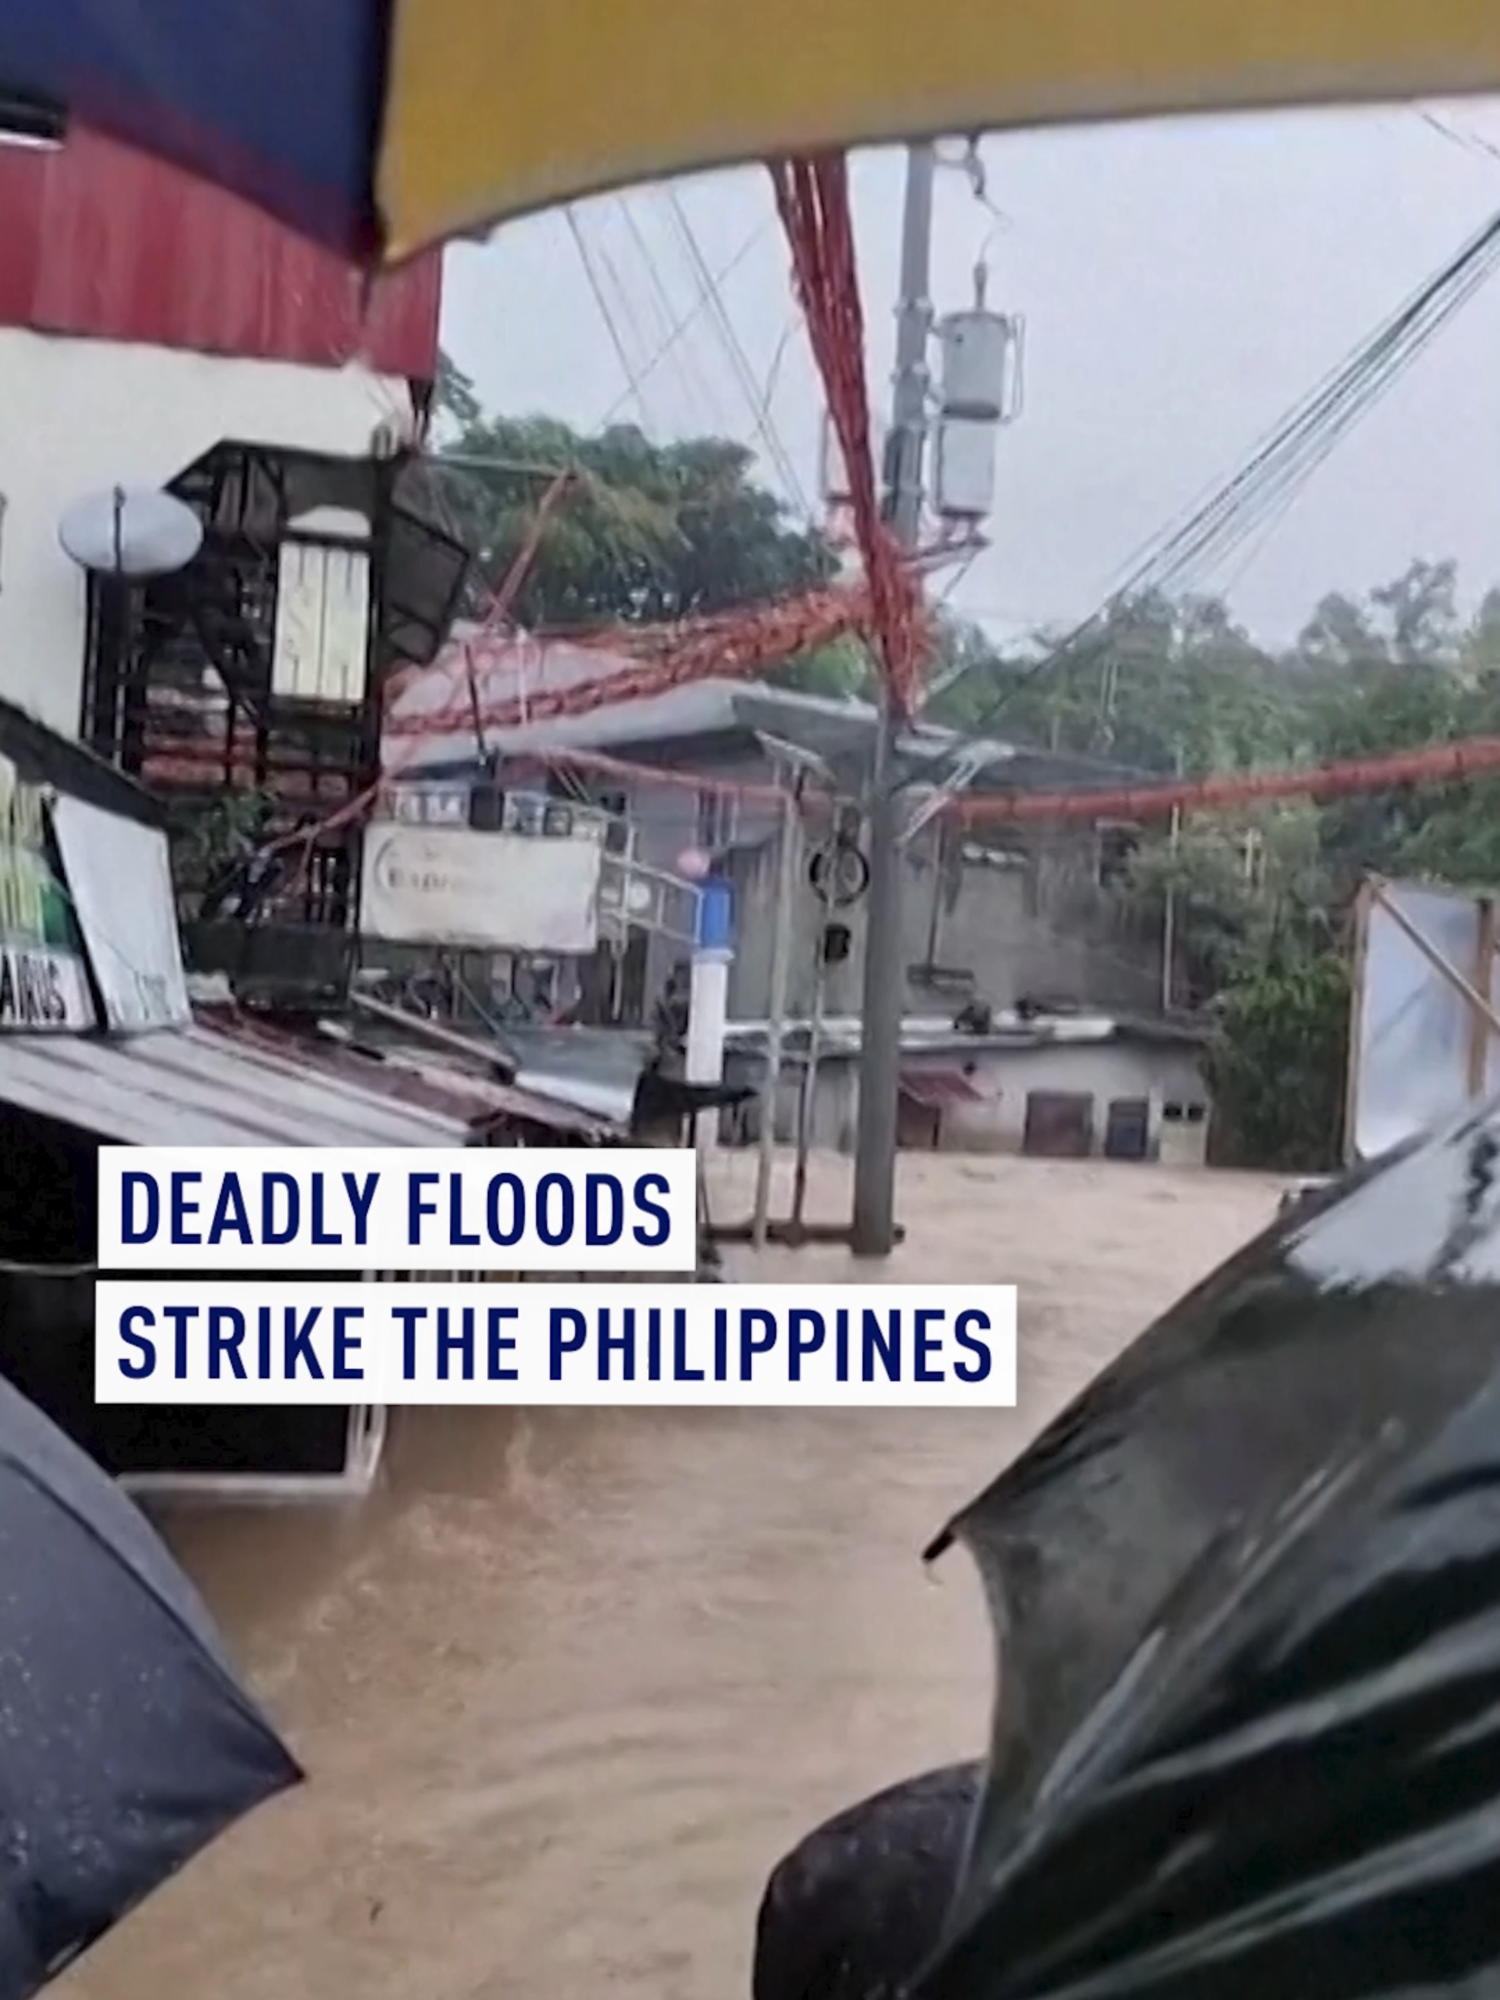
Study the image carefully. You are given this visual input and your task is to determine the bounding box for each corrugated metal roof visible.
[389,654,1150,796]
[0,1024,468,1147]
[314,1008,638,1137]
[501,1025,652,1128]
[381,1048,626,1141]
[728,1010,1208,1062]
[214,1012,625,1141]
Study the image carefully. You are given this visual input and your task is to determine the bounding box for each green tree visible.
[926,592,1302,776]
[921,557,1500,1166]
[1204,936,1350,1171]
[1124,803,1332,1004]
[432,350,483,437]
[1294,561,1500,890]
[430,355,839,645]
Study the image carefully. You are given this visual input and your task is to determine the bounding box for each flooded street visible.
[67,1155,1282,2000]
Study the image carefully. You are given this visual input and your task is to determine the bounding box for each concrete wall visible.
[758,1037,1208,1158]
[0,329,417,734]
[604,755,1164,1025]
[930,1040,1207,1156]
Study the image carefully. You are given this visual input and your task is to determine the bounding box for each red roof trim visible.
[0,127,439,377]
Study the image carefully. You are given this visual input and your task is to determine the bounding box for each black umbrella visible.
[920,1323,1500,2000]
[753,1108,1500,1999]
[0,1371,300,1998]
[923,1118,1500,1875]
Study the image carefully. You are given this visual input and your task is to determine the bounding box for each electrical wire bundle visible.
[968,200,1500,734]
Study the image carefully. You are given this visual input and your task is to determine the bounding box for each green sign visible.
[0,754,95,1031]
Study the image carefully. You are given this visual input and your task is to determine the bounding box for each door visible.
[1022,1090,1093,1158]
[1104,1097,1151,1161]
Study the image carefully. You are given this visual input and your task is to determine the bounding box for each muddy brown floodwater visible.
[66,1153,1283,2000]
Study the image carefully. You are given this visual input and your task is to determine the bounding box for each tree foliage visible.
[432,356,837,636]
[1203,940,1351,1172]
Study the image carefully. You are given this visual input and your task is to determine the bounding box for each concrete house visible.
[386,629,1177,1035]
[723,1010,1211,1164]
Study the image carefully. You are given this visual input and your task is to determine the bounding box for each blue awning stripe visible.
[0,0,384,254]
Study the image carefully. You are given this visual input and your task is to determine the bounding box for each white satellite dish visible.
[58,486,203,577]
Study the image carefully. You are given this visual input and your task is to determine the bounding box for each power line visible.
[612,197,726,433]
[1149,228,1500,585]
[594,221,773,427]
[565,206,659,429]
[588,219,670,406]
[958,200,1500,739]
[757,314,800,434]
[575,190,814,524]
[658,186,813,515]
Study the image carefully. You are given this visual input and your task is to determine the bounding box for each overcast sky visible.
[440,101,1500,651]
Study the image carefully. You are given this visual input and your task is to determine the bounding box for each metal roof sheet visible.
[0,125,441,377]
[0,1024,468,1147]
[390,658,1149,795]
[500,1025,651,1128]
[214,1011,625,1141]
[380,1048,626,1141]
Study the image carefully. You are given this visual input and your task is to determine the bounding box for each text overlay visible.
[97,1148,699,1273]
[95,1283,1019,1408]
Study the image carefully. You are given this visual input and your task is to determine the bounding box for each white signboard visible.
[0,946,94,1031]
[359,824,602,954]
[49,794,192,1032]
[1349,878,1499,1163]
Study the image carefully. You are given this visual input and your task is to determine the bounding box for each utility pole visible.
[850,140,936,1258]
[1161,741,1184,1013]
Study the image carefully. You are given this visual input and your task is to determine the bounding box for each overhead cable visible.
[961,201,1500,737]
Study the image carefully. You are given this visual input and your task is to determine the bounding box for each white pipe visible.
[687,947,732,1151]
[752,782,802,1246]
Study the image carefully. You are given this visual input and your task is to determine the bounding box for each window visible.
[1162,1101,1207,1125]
[595,788,629,856]
[1094,820,1140,889]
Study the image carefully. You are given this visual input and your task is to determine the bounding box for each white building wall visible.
[934,1042,1208,1155]
[0,329,414,734]
[782,1039,1209,1158]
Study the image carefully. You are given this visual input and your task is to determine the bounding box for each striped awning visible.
[1,1,1498,263]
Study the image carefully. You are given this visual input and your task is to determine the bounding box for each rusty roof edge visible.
[192,1005,613,1142]
[306,1015,629,1141]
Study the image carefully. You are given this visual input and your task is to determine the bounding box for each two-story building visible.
[0,125,450,733]
[384,625,1176,1033]
[0,125,470,1001]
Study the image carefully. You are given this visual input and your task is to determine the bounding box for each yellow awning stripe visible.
[379,0,1500,258]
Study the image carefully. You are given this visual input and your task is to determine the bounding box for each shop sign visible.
[49,794,192,1033]
[360,823,602,954]
[0,754,95,1031]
